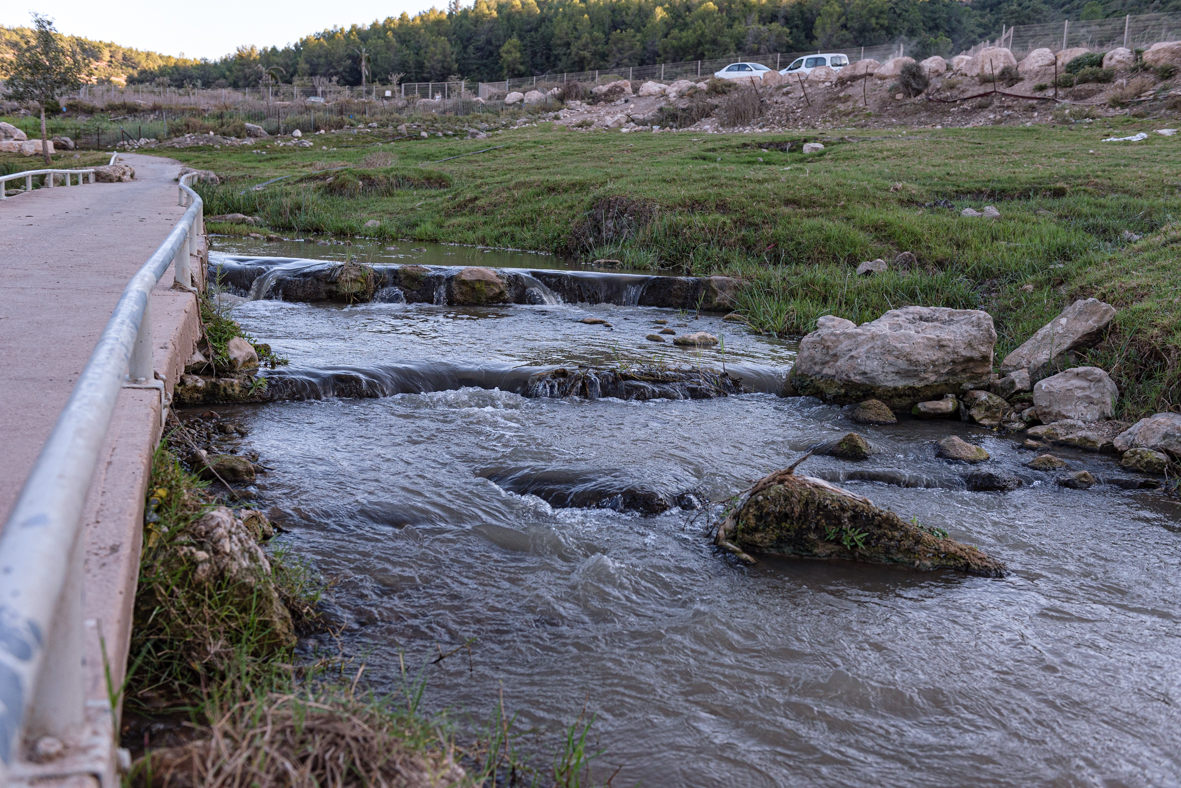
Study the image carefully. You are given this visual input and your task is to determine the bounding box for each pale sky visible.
[1,0,439,60]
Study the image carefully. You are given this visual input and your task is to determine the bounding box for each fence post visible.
[697,60,701,76]
[128,297,153,383]
[1063,19,1068,50]
[175,230,192,288]
[27,540,86,738]
[1124,15,1130,48]
[660,64,664,80]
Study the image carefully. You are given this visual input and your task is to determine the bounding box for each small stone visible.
[673,332,718,347]
[961,208,982,217]
[936,436,990,463]
[912,395,958,418]
[580,317,608,325]
[32,737,64,762]
[826,432,873,460]
[1120,447,1170,475]
[1108,476,1161,490]
[856,258,887,276]
[646,334,666,342]
[226,337,259,371]
[364,219,380,228]
[893,251,917,271]
[291,129,302,138]
[850,399,897,425]
[802,142,824,153]
[991,369,1032,399]
[982,206,1001,219]
[1022,439,1043,450]
[659,328,676,335]
[960,389,1012,428]
[653,319,668,325]
[1027,454,1067,470]
[965,470,1023,492]
[1057,470,1096,489]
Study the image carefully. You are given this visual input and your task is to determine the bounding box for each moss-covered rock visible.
[451,266,507,305]
[1026,454,1067,470]
[1057,470,1097,489]
[825,432,873,460]
[174,374,269,407]
[850,399,897,424]
[1120,447,1170,475]
[715,468,1005,576]
[200,454,256,483]
[935,435,990,463]
[331,261,378,303]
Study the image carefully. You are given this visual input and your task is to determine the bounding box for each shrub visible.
[1074,66,1115,84]
[1065,52,1106,74]
[1158,63,1178,80]
[898,61,929,97]
[998,64,1022,87]
[657,99,712,128]
[1033,83,1049,91]
[557,81,587,102]
[64,99,99,114]
[716,86,763,127]
[1108,75,1155,107]
[1056,73,1076,88]
[706,77,737,95]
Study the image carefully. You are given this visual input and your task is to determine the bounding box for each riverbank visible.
[146,121,1180,418]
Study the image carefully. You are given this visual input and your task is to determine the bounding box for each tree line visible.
[4,0,1178,90]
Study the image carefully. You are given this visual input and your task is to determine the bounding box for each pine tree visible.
[2,14,90,166]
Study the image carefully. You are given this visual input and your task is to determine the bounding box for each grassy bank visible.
[152,119,1181,417]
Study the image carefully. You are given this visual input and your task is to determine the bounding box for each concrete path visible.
[0,153,204,772]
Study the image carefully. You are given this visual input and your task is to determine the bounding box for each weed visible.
[899,62,930,97]
[823,525,868,550]
[705,77,736,95]
[359,150,396,168]
[716,87,762,127]
[1073,66,1115,85]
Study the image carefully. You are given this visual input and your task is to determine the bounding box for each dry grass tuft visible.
[716,86,763,127]
[361,151,397,168]
[133,690,465,788]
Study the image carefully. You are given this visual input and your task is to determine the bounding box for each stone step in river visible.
[200,263,1181,787]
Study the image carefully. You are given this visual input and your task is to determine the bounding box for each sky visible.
[1,0,439,60]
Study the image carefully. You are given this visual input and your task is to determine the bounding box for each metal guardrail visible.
[0,166,203,786]
[0,153,122,201]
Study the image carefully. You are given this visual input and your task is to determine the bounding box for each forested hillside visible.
[0,26,200,85]
[4,0,1179,89]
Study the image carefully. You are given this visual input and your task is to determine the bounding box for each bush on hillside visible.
[898,61,929,97]
[1066,52,1106,74]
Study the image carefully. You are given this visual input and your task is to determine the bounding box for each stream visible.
[212,246,1181,788]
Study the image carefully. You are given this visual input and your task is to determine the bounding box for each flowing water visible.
[216,276,1181,787]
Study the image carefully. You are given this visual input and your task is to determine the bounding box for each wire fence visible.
[472,44,904,98]
[974,11,1181,59]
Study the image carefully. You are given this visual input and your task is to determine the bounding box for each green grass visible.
[147,119,1181,417]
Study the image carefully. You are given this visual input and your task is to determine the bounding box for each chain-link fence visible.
[475,44,904,98]
[974,11,1181,59]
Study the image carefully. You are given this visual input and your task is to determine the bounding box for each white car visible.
[714,62,773,80]
[780,53,850,75]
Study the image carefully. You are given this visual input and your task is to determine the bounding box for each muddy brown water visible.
[215,255,1181,787]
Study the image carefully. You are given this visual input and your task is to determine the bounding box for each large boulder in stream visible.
[450,266,507,305]
[789,307,996,410]
[715,465,1006,576]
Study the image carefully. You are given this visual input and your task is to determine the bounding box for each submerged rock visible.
[525,366,742,401]
[789,306,996,410]
[964,470,1023,492]
[673,331,719,348]
[850,399,897,425]
[936,436,990,463]
[1026,420,1115,452]
[1026,454,1067,470]
[1058,470,1097,490]
[824,432,873,460]
[480,467,683,515]
[715,467,1005,576]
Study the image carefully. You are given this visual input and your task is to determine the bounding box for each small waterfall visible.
[433,282,448,305]
[515,273,562,305]
[623,282,645,306]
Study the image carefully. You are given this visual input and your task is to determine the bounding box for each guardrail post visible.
[28,540,86,738]
[175,230,192,289]
[26,174,33,193]
[128,298,153,383]
[46,173,55,188]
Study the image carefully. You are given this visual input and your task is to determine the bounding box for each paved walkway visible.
[0,153,204,756]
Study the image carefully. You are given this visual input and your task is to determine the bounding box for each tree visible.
[2,14,90,165]
[499,36,524,78]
